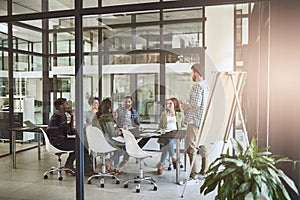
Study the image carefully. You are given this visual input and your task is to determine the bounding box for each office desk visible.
[9,125,47,169]
[131,128,186,184]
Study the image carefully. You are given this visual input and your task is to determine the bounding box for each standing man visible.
[47,98,95,176]
[184,63,210,180]
[114,96,140,129]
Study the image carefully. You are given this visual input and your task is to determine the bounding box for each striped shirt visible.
[184,80,210,128]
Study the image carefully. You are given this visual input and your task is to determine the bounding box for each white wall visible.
[205,5,234,72]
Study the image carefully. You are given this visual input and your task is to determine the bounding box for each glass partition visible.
[102,0,159,7]
[0,0,274,199]
[12,0,42,15]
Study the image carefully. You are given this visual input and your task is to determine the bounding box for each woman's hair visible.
[168,97,181,112]
[97,97,112,117]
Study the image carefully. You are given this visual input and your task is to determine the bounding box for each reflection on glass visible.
[164,8,204,21]
[102,0,159,7]
[49,0,74,11]
[12,0,42,14]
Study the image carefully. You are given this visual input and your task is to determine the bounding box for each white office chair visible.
[85,126,120,188]
[40,128,75,181]
[122,129,157,193]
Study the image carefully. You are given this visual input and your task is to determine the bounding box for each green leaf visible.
[222,158,243,166]
[230,138,244,156]
[238,182,250,194]
[199,137,299,200]
[251,183,260,200]
[277,169,299,195]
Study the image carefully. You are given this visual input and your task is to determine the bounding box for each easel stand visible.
[180,71,249,198]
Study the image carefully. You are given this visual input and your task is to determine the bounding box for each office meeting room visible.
[1,0,300,200]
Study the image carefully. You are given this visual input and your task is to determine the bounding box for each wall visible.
[205,5,234,72]
[269,0,300,197]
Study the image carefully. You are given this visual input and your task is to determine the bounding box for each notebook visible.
[24,120,39,130]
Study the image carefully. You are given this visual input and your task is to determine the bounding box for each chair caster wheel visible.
[87,180,91,184]
[112,176,115,179]
[136,188,140,193]
[116,180,120,184]
[100,184,104,188]
[180,164,184,168]
[58,177,63,181]
[124,184,128,188]
[154,186,157,191]
[44,175,48,179]
[50,171,53,175]
[168,166,171,171]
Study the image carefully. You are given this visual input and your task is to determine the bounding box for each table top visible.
[129,128,186,139]
[8,124,47,132]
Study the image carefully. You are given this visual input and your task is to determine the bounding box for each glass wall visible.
[0,1,271,198]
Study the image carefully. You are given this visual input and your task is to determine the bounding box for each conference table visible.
[8,125,47,169]
[9,125,186,183]
[129,128,187,184]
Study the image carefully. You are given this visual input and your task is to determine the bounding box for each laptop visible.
[24,120,39,130]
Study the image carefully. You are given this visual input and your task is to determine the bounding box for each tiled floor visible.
[0,146,217,200]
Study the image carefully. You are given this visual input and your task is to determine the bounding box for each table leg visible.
[176,139,180,184]
[38,131,41,160]
[12,131,16,169]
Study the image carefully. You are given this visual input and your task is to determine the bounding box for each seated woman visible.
[95,97,128,174]
[157,97,184,175]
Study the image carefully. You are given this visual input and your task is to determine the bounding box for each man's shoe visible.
[189,173,199,180]
[197,174,206,180]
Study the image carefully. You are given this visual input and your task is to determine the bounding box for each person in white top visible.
[156,97,184,175]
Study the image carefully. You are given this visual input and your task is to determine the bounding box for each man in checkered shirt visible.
[184,63,210,180]
[114,96,140,129]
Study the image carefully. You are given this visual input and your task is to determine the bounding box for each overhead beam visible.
[0,0,267,22]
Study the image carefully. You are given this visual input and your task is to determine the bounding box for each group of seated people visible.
[46,95,186,177]
[46,63,209,181]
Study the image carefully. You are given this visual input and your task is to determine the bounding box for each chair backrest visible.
[85,126,116,154]
[40,128,72,154]
[122,129,151,159]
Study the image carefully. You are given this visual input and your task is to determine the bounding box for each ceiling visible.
[0,0,205,43]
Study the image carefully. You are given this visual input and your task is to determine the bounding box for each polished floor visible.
[0,145,217,200]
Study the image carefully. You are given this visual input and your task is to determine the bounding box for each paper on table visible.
[157,129,173,133]
[142,129,158,133]
[112,136,125,143]
[139,132,161,137]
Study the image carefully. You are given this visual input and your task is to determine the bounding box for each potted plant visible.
[200,138,299,200]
